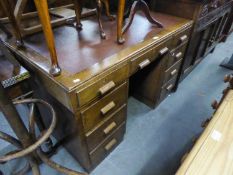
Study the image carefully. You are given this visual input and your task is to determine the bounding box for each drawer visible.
[76,64,128,107]
[160,77,177,102]
[130,39,171,75]
[89,123,126,166]
[81,82,128,133]
[167,44,187,68]
[86,105,127,152]
[172,27,191,48]
[164,59,182,84]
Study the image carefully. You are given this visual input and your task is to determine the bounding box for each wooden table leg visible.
[117,0,126,44]
[33,0,61,77]
[0,0,23,47]
[73,0,83,30]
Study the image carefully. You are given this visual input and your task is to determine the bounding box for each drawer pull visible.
[101,101,116,115]
[175,52,183,59]
[180,35,188,43]
[99,81,116,95]
[171,69,178,76]
[103,122,117,135]
[139,59,151,69]
[159,47,169,56]
[104,139,117,151]
[166,84,174,91]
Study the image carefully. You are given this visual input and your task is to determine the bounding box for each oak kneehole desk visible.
[0,12,193,172]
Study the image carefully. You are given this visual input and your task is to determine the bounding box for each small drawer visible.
[76,64,128,107]
[172,27,191,48]
[164,59,182,84]
[130,39,171,75]
[86,105,127,152]
[89,123,126,166]
[81,82,128,133]
[160,77,177,102]
[167,44,187,68]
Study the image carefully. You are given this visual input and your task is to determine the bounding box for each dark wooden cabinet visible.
[152,0,233,81]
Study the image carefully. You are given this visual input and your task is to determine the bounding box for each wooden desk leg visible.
[73,0,83,30]
[0,0,23,47]
[117,0,126,44]
[96,0,106,39]
[34,0,61,77]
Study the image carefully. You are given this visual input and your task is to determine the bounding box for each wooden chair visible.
[0,0,96,37]
[117,0,163,44]
[0,82,87,175]
[0,0,64,76]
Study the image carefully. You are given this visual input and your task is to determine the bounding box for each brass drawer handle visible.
[99,81,116,95]
[166,84,174,91]
[180,35,188,43]
[101,101,116,115]
[159,47,169,56]
[103,122,117,135]
[175,52,183,59]
[139,59,151,69]
[104,139,117,151]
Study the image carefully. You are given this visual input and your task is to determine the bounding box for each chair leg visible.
[73,0,83,30]
[0,0,23,47]
[101,0,115,21]
[96,0,106,39]
[117,0,126,44]
[33,0,61,77]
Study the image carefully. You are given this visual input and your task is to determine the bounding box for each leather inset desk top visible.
[23,12,189,75]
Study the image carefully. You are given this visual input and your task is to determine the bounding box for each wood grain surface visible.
[176,90,233,175]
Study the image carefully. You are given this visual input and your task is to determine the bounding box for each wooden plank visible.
[176,90,233,175]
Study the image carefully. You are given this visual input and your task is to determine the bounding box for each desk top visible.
[0,12,192,91]
[176,90,233,175]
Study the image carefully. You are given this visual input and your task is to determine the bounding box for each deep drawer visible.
[171,27,191,48]
[130,39,171,75]
[86,105,127,152]
[160,76,177,103]
[89,123,126,167]
[163,59,182,84]
[81,82,128,133]
[76,64,128,107]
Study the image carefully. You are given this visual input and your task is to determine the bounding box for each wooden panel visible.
[76,64,128,107]
[89,123,126,167]
[86,104,127,152]
[176,90,233,175]
[81,82,128,133]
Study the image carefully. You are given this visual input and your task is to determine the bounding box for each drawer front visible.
[164,59,182,84]
[172,27,191,48]
[77,64,128,107]
[168,44,187,68]
[160,77,177,102]
[81,82,128,133]
[86,105,127,152]
[130,39,171,75]
[89,123,126,167]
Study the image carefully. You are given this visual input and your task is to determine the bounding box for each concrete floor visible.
[0,33,233,175]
